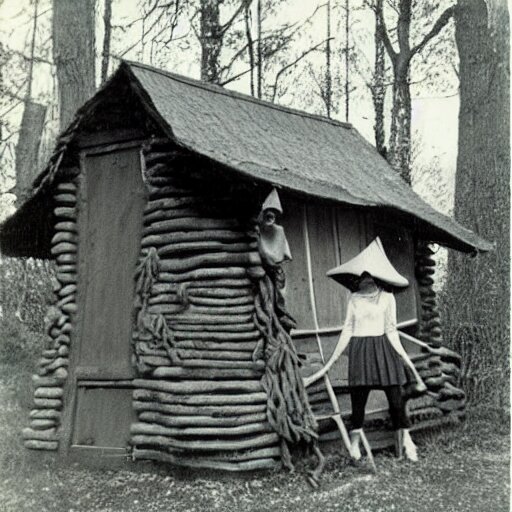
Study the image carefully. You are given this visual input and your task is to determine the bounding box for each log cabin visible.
[0,61,491,471]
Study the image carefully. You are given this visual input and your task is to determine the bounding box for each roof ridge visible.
[123,60,353,130]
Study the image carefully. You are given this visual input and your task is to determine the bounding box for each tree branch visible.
[220,0,252,36]
[375,2,397,64]
[410,5,455,59]
[271,38,333,102]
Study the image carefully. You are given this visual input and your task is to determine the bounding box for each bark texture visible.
[52,0,96,129]
[200,0,223,83]
[444,0,509,407]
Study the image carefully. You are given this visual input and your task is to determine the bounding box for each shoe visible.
[349,428,363,461]
[401,429,418,462]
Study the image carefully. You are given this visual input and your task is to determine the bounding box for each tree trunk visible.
[14,101,47,203]
[52,0,96,130]
[445,0,510,407]
[244,3,255,96]
[325,0,332,118]
[388,64,411,183]
[200,0,222,83]
[101,0,113,85]
[257,0,262,98]
[371,0,386,157]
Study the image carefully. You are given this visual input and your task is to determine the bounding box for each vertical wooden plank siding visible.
[279,194,315,330]
[334,208,366,318]
[366,218,418,323]
[306,203,343,328]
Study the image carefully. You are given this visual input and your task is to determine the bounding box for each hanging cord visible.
[253,272,318,470]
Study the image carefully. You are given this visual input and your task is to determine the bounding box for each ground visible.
[0,364,509,512]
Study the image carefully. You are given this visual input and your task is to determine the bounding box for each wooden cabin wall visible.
[129,142,281,471]
[279,194,465,437]
[23,169,80,451]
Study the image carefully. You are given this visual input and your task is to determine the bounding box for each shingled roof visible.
[0,60,492,257]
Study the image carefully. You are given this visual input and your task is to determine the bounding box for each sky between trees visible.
[0,0,459,221]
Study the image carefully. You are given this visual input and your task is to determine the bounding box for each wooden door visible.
[62,146,145,462]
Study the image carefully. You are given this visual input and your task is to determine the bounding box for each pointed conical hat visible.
[326,237,409,288]
[261,188,283,214]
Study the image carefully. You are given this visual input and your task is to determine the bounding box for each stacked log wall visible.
[129,142,281,471]
[23,172,79,451]
[410,240,466,421]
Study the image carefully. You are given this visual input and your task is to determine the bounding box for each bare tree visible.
[376,0,455,183]
[198,0,252,84]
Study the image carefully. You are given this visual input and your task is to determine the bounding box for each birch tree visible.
[376,0,455,183]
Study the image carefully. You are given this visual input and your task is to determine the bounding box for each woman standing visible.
[304,237,426,461]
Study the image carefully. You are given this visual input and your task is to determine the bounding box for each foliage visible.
[0,316,45,367]
[438,282,510,411]
[0,257,54,333]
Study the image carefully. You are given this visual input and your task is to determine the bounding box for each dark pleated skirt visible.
[348,335,408,387]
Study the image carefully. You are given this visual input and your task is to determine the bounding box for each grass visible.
[0,360,509,512]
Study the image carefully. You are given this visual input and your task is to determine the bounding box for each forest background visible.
[0,0,508,412]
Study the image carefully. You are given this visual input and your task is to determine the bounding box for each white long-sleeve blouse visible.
[342,289,397,338]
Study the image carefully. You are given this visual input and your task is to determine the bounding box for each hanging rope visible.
[133,247,181,369]
[253,272,318,469]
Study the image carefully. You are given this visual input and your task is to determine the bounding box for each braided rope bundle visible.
[253,274,318,467]
[134,248,180,367]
